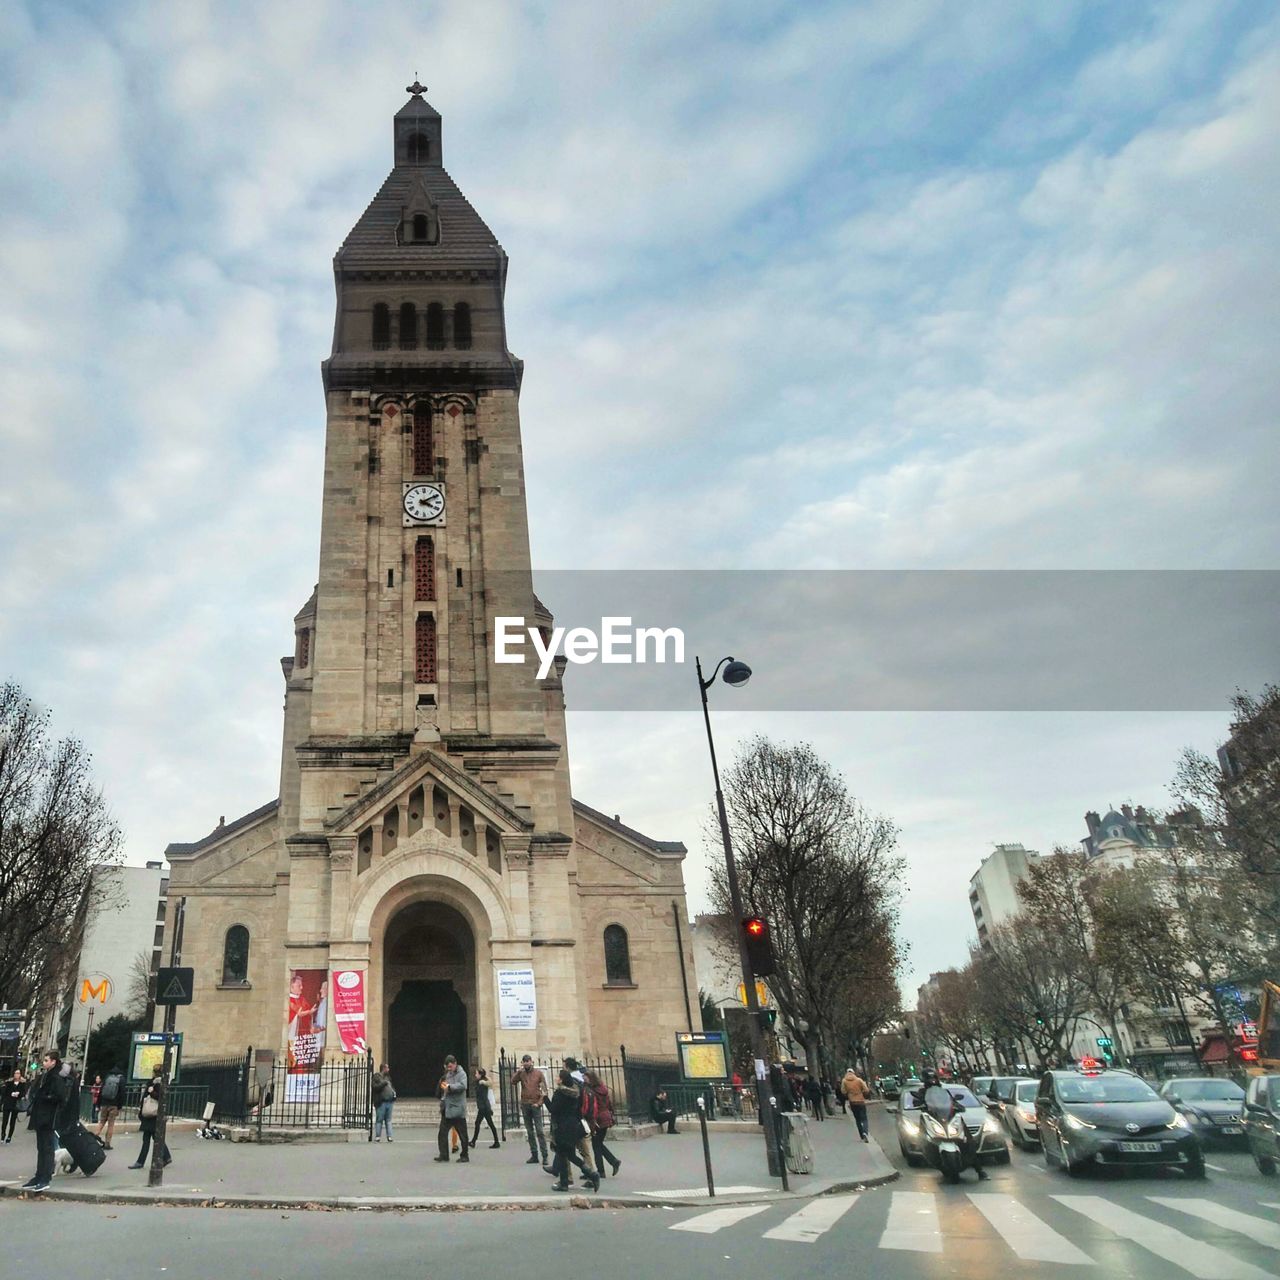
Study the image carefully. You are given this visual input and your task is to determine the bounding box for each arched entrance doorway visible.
[383,901,475,1096]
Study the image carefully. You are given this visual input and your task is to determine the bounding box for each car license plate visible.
[1119,1141,1161,1153]
[1221,1126,1242,1135]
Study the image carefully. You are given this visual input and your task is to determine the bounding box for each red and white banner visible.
[330,969,368,1054]
[285,968,327,1101]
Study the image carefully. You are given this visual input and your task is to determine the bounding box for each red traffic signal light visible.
[742,916,776,977]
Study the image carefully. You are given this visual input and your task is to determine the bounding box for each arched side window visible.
[371,302,390,350]
[222,925,250,985]
[399,302,418,350]
[412,403,433,475]
[415,537,435,601]
[453,302,472,350]
[415,612,437,682]
[603,924,632,985]
[425,302,445,350]
[412,213,429,242]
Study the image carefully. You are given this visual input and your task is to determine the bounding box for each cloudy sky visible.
[2,1,1277,999]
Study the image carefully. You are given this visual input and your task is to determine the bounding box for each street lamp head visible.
[722,659,752,687]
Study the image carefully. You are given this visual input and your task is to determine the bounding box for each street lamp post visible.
[696,654,782,1177]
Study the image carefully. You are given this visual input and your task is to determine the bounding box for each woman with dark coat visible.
[470,1068,500,1149]
[129,1068,171,1170]
[544,1070,599,1191]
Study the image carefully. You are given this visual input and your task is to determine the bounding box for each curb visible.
[0,1165,898,1213]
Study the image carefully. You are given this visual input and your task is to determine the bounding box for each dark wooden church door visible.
[387,979,467,1096]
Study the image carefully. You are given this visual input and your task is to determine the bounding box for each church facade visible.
[163,87,695,1094]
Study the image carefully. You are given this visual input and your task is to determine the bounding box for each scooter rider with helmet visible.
[913,1069,988,1180]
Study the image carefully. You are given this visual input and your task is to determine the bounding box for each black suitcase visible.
[60,1121,107,1176]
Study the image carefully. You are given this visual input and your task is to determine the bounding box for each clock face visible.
[403,482,445,525]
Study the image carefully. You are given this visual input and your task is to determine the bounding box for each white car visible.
[1001,1079,1041,1149]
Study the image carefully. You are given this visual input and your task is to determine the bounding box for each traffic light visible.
[742,916,777,977]
[761,1009,778,1028]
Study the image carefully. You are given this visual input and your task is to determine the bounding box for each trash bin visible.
[780,1111,815,1174]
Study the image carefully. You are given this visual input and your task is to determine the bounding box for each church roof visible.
[335,165,502,271]
[573,799,686,855]
[165,798,279,858]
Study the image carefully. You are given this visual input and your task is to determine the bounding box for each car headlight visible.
[1065,1113,1096,1130]
[1167,1113,1190,1130]
[984,1116,1003,1133]
[1019,1108,1036,1123]
[902,1118,920,1134]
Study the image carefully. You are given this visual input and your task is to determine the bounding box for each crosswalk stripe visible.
[670,1204,770,1234]
[762,1195,859,1243]
[1150,1198,1280,1251]
[879,1191,942,1253]
[967,1193,1093,1265]
[1205,1163,1228,1172]
[1054,1195,1273,1280]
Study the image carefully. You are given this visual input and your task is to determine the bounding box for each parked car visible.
[893,1083,1010,1167]
[1243,1074,1280,1176]
[1036,1065,1203,1178]
[1157,1077,1247,1147]
[1000,1079,1042,1149]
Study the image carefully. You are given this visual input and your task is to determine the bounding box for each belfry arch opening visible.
[382,900,475,1096]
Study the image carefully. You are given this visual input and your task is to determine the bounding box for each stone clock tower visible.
[163,85,695,1093]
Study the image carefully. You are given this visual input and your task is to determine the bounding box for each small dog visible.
[55,1147,76,1174]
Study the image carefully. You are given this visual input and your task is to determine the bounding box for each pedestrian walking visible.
[2,1068,25,1143]
[22,1050,69,1192]
[433,1055,469,1163]
[470,1068,500,1149]
[584,1070,621,1179]
[372,1063,396,1142]
[840,1066,871,1142]
[511,1053,550,1167]
[128,1066,171,1170]
[802,1071,824,1122]
[564,1057,598,1181]
[545,1070,598,1191]
[94,1065,125,1149]
[90,1074,102,1122]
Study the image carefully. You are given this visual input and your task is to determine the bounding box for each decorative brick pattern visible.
[415,611,437,683]
[415,537,435,601]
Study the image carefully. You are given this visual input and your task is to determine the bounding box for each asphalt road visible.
[3,1107,1277,1280]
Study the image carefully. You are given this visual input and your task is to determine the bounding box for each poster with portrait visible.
[285,968,328,1101]
[330,969,368,1054]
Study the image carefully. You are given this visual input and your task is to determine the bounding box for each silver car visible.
[895,1084,1011,1167]
[1000,1078,1041,1149]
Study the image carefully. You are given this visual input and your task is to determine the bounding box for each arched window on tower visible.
[371,303,390,350]
[425,302,445,350]
[453,302,472,350]
[415,612,437,683]
[399,302,418,350]
[412,213,429,242]
[415,537,435,601]
[222,925,250,986]
[406,132,430,164]
[603,924,632,985]
[412,403,433,475]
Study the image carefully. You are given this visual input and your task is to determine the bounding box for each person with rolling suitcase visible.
[22,1050,69,1192]
[54,1062,106,1177]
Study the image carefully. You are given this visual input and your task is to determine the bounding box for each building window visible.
[415,537,435,601]
[425,302,445,349]
[372,303,390,349]
[222,925,250,985]
[296,628,310,669]
[399,302,417,350]
[412,213,429,242]
[453,302,472,349]
[416,612,437,682]
[413,403,433,475]
[406,132,430,164]
[603,924,632,985]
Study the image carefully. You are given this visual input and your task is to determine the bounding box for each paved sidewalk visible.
[0,1108,895,1211]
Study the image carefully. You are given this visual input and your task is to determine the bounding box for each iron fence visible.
[251,1054,373,1131]
[78,1083,213,1122]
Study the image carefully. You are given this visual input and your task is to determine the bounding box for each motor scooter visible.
[919,1085,977,1184]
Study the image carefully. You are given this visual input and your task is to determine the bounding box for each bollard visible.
[696,1095,715,1198]
[770,1096,790,1192]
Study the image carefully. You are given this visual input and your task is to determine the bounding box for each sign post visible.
[149,899,187,1189]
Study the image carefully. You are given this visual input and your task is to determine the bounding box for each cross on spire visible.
[406,77,428,97]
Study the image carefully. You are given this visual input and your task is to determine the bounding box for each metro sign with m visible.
[79,975,112,1005]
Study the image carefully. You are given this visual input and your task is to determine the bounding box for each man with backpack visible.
[94,1065,125,1149]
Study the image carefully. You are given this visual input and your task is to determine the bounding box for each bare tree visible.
[128,949,156,1025]
[0,683,123,1012]
[708,736,906,1082]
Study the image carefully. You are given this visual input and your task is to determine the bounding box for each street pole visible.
[696,654,781,1178]
[149,897,185,1189]
[82,1006,95,1083]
